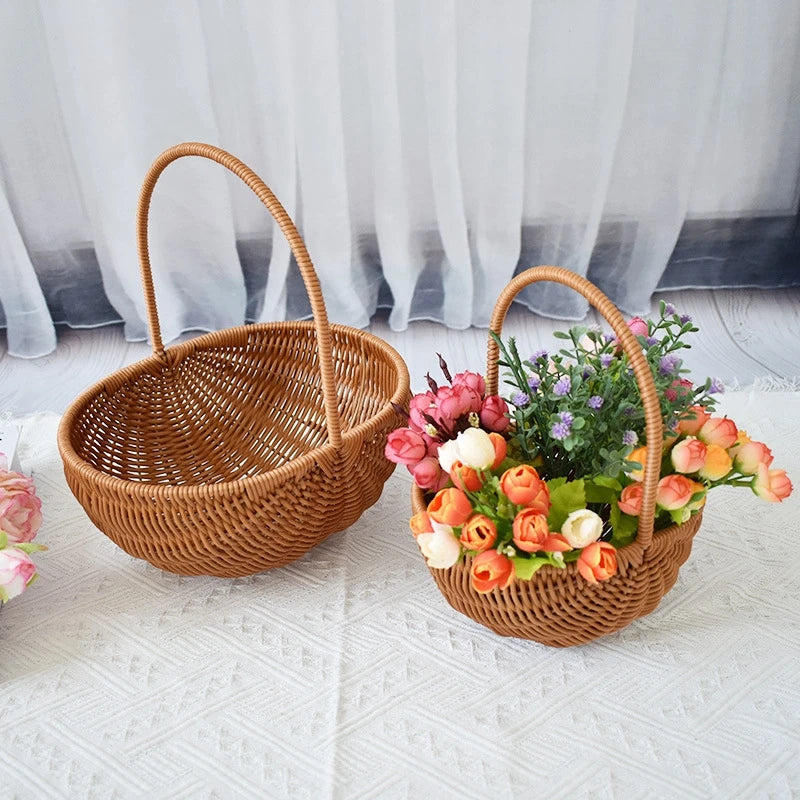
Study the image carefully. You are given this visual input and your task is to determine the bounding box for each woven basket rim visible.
[57,320,409,499]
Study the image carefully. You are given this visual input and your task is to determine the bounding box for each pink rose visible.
[656,474,695,510]
[670,437,707,474]
[0,486,43,543]
[436,384,481,422]
[0,470,37,495]
[479,395,510,433]
[0,547,37,603]
[408,392,437,432]
[618,483,644,516]
[385,428,427,466]
[731,441,773,475]
[698,417,738,449]
[452,371,486,397]
[677,405,711,436]
[752,465,793,503]
[627,317,649,338]
[410,457,447,491]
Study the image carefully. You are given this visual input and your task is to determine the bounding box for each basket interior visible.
[69,324,401,485]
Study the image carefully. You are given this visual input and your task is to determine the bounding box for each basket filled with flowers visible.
[388,266,792,647]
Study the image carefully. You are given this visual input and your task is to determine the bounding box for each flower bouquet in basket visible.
[0,455,46,606]
[387,267,793,646]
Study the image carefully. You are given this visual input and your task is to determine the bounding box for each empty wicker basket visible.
[58,142,409,577]
[411,266,704,647]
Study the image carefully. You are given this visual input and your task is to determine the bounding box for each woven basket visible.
[411,266,704,647]
[58,142,409,578]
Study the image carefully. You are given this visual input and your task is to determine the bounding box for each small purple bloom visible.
[622,430,638,446]
[680,314,692,325]
[559,411,574,425]
[551,421,571,441]
[512,391,530,408]
[530,349,548,363]
[588,395,604,410]
[623,406,635,417]
[664,302,677,316]
[527,375,541,391]
[645,336,658,347]
[709,378,724,395]
[600,353,614,368]
[581,365,596,379]
[553,375,571,396]
[659,355,681,375]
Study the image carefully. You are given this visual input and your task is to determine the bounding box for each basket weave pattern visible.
[411,266,704,647]
[59,143,409,577]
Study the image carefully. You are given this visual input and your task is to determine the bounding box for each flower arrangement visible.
[388,301,792,594]
[0,454,45,605]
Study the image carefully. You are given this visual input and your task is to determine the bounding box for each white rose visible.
[456,428,495,469]
[437,439,461,473]
[561,509,604,548]
[416,523,461,569]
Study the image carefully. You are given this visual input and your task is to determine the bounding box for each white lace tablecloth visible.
[2,392,799,799]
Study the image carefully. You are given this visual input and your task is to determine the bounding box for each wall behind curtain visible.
[1,0,799,358]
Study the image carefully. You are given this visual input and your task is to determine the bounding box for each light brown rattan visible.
[58,142,409,577]
[411,266,703,647]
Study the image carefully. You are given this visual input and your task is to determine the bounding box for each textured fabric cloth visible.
[2,2,800,356]
[1,391,798,798]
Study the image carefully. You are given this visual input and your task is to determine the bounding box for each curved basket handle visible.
[486,266,663,551]
[136,142,342,450]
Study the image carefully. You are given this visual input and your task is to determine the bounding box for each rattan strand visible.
[58,143,409,577]
[411,266,703,647]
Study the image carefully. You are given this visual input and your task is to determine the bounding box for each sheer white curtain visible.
[1,0,799,357]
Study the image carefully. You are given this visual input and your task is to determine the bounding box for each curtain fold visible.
[1,0,799,358]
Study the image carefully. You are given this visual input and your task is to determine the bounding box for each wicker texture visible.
[411,266,703,647]
[58,143,409,577]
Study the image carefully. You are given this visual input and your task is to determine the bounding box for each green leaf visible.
[12,542,47,554]
[510,556,552,580]
[0,531,7,549]
[553,331,571,340]
[592,475,623,491]
[609,501,638,547]
[546,478,586,531]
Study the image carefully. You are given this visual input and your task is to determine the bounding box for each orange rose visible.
[752,465,793,502]
[626,446,648,482]
[427,487,472,527]
[459,514,497,552]
[686,480,707,511]
[618,483,644,516]
[488,432,507,470]
[697,444,732,481]
[449,460,483,493]
[409,511,432,537]
[470,550,514,593]
[500,465,550,513]
[577,541,617,584]
[698,417,738,449]
[656,474,694,510]
[676,405,711,436]
[512,508,571,553]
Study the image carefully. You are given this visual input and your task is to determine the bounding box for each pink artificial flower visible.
[479,395,510,433]
[452,371,486,397]
[676,405,711,436]
[436,384,482,424]
[665,378,693,402]
[409,457,447,491]
[0,473,43,544]
[670,437,707,474]
[752,465,793,503]
[385,428,427,466]
[0,547,37,603]
[656,474,695,510]
[618,483,644,516]
[698,417,738,449]
[408,392,437,432]
[627,317,649,338]
[731,441,773,476]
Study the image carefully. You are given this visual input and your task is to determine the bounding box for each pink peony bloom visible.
[452,371,486,397]
[0,484,43,543]
[752,465,793,503]
[408,392,437,432]
[0,547,37,603]
[479,395,510,433]
[385,428,427,466]
[436,384,482,423]
[409,457,446,491]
